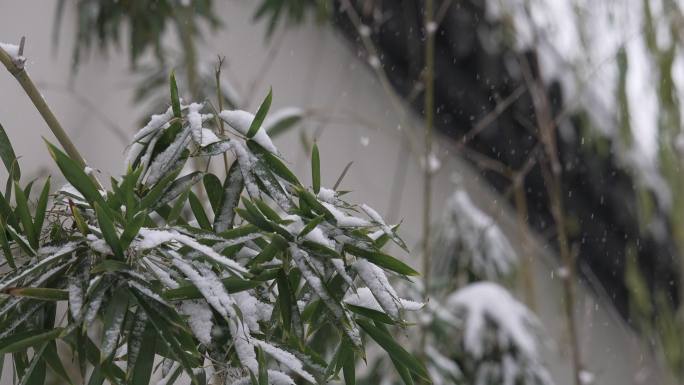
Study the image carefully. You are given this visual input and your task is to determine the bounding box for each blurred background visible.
[1,0,683,384]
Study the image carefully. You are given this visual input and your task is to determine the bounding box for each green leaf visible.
[346,304,395,325]
[44,341,75,385]
[247,88,272,138]
[120,211,147,249]
[276,269,292,332]
[189,191,212,230]
[0,121,20,180]
[4,287,68,301]
[356,319,428,381]
[46,141,107,211]
[297,215,325,239]
[340,340,356,385]
[100,287,129,361]
[6,223,36,257]
[250,233,288,266]
[312,142,320,194]
[170,70,181,118]
[0,328,63,355]
[94,202,124,259]
[343,243,419,276]
[0,218,16,268]
[18,343,47,385]
[33,177,51,244]
[14,182,36,248]
[203,173,223,214]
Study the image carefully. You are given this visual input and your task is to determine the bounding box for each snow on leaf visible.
[219,110,278,154]
[320,202,370,227]
[255,340,316,383]
[180,300,214,345]
[352,259,401,319]
[446,282,538,359]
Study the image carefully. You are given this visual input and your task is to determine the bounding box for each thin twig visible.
[518,53,583,385]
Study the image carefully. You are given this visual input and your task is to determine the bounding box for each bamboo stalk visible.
[420,0,436,358]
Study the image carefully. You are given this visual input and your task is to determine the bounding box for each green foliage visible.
[0,77,422,384]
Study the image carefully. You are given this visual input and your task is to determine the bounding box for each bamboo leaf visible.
[346,304,395,325]
[0,328,63,355]
[154,171,204,210]
[214,160,243,232]
[311,142,320,194]
[14,182,36,248]
[0,122,20,180]
[4,287,68,301]
[163,277,260,301]
[276,269,292,332]
[170,70,181,118]
[33,177,51,244]
[44,341,75,385]
[94,202,124,259]
[203,173,223,214]
[46,141,107,211]
[189,191,212,230]
[100,287,129,361]
[247,88,272,138]
[343,244,419,276]
[356,319,428,381]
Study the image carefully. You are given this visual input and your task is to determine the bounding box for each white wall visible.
[0,1,663,384]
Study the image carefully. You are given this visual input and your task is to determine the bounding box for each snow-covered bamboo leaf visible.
[343,243,419,276]
[198,139,231,156]
[155,171,204,210]
[247,88,272,138]
[145,127,191,186]
[130,288,201,385]
[129,323,156,385]
[247,141,300,186]
[214,160,243,233]
[163,276,259,301]
[100,286,129,361]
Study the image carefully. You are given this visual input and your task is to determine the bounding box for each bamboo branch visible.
[0,42,87,170]
[0,40,102,189]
